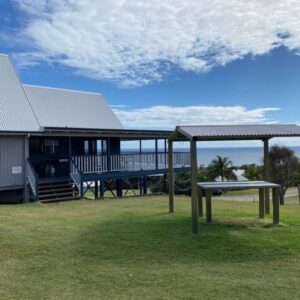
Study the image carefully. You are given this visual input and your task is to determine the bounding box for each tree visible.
[269,145,300,205]
[241,163,263,181]
[207,155,237,181]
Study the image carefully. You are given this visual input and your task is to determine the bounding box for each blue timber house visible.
[0,54,190,203]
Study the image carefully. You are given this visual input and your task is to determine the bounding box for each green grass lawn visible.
[1,196,300,299]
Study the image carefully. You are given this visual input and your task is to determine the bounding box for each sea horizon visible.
[123,146,300,167]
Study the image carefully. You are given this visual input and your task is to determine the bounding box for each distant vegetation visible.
[240,163,263,181]
[268,145,300,204]
[150,147,300,204]
[151,155,237,195]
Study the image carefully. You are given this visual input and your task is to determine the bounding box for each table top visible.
[197,181,280,190]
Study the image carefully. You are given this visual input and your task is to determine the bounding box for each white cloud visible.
[113,105,280,129]
[11,0,300,87]
[110,104,128,109]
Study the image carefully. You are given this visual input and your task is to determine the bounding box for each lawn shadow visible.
[70,211,292,266]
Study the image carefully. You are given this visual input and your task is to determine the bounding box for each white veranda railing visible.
[71,152,190,174]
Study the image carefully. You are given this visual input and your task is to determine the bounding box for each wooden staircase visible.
[38,181,80,203]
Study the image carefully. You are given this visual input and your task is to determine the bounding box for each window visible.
[84,140,89,155]
[44,139,59,154]
[97,140,102,155]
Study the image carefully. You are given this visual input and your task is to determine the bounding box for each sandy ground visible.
[214,187,299,202]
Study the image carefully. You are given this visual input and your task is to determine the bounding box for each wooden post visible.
[206,190,212,224]
[263,139,270,214]
[198,187,203,217]
[272,187,280,224]
[101,140,104,170]
[68,136,72,174]
[168,140,174,213]
[139,139,142,154]
[298,185,300,205]
[139,177,143,195]
[107,137,111,171]
[142,176,147,195]
[259,188,265,218]
[95,180,99,199]
[190,140,198,233]
[100,180,104,198]
[155,139,158,170]
[164,139,167,167]
[116,179,123,197]
[23,136,29,203]
[80,177,84,198]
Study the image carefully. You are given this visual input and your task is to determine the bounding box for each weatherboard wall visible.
[0,136,25,189]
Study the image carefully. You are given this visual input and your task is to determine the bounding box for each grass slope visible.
[0,196,299,299]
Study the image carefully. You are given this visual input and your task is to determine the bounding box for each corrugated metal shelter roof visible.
[172,124,300,141]
[0,54,41,132]
[23,85,124,130]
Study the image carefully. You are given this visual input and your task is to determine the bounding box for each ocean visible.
[191,146,300,166]
[124,146,300,167]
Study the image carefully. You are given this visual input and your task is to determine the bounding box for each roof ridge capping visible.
[23,84,102,97]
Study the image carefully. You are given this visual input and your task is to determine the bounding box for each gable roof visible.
[23,85,124,130]
[172,124,300,141]
[0,54,41,132]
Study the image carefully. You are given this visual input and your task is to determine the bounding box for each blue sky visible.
[1,1,300,146]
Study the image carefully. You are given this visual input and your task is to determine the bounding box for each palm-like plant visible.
[207,155,237,182]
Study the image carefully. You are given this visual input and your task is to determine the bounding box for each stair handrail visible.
[70,157,81,174]
[27,159,39,201]
[70,157,82,196]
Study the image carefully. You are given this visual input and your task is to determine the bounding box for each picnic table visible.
[197,181,281,224]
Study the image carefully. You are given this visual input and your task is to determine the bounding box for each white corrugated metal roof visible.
[174,125,300,140]
[23,85,124,130]
[0,54,41,132]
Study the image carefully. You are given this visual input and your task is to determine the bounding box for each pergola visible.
[168,124,300,233]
